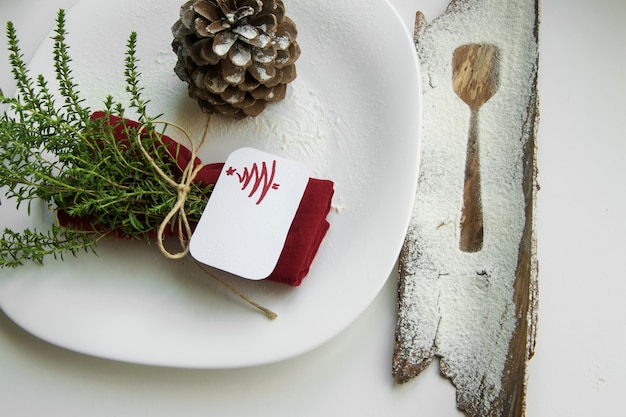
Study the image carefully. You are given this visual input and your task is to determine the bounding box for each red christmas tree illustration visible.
[226,160,280,205]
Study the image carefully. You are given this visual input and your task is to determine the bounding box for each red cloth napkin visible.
[57,112,334,286]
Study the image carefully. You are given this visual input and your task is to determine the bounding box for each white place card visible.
[189,147,309,280]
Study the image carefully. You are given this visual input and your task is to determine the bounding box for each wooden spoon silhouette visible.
[453,44,498,253]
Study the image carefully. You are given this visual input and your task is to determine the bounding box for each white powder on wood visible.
[274,35,291,50]
[213,36,236,57]
[252,64,272,81]
[230,47,251,67]
[394,0,539,414]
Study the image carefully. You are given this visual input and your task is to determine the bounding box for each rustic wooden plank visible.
[392,1,540,415]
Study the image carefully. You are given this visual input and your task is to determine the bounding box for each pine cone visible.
[172,0,301,119]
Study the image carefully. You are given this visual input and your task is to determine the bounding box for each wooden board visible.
[392,1,540,415]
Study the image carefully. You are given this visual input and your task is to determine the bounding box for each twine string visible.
[134,117,278,320]
[136,118,210,259]
[194,261,278,320]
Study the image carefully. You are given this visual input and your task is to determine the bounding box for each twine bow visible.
[135,117,277,320]
[136,118,210,260]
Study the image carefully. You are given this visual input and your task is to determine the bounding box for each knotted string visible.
[134,117,277,320]
[136,118,210,260]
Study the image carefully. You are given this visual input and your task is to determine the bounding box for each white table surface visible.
[1,0,624,415]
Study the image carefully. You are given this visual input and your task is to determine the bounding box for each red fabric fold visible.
[57,112,333,286]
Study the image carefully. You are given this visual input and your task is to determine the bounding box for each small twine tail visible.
[194,261,278,320]
[137,117,277,320]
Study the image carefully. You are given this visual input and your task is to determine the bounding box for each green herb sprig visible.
[0,10,211,268]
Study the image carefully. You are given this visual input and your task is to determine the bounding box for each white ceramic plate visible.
[0,0,421,368]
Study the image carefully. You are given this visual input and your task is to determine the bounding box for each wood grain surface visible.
[393,1,540,415]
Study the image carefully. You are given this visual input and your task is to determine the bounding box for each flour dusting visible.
[393,0,539,415]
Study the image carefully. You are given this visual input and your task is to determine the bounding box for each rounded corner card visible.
[189,148,309,280]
